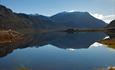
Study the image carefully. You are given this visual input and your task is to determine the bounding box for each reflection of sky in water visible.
[0,32,115,70]
[0,44,115,70]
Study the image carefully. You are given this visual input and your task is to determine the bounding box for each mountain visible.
[0,5,33,30]
[50,11,107,28]
[0,5,58,33]
[17,13,58,30]
[0,5,107,33]
[107,20,115,28]
[105,20,115,32]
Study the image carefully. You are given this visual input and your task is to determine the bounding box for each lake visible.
[0,32,115,70]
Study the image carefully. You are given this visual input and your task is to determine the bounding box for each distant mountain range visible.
[0,5,108,33]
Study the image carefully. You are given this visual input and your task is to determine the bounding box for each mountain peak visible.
[51,11,93,19]
[0,5,12,12]
[51,11,107,28]
[54,11,90,15]
[0,5,13,16]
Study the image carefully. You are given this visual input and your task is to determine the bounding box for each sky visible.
[1,0,115,23]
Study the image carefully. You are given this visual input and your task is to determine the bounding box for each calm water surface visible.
[0,32,115,70]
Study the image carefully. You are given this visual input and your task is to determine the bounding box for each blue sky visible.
[1,0,115,23]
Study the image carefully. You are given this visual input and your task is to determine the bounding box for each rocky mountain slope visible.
[51,11,107,28]
[0,5,107,32]
[107,20,115,28]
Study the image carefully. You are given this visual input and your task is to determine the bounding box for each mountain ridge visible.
[50,11,107,28]
[0,5,108,33]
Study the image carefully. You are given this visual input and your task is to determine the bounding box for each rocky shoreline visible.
[0,30,24,44]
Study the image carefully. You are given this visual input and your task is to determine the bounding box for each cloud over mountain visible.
[91,13,115,23]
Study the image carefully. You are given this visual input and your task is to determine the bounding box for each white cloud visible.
[91,13,103,19]
[90,13,115,23]
[102,15,115,23]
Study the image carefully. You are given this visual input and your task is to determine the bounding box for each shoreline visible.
[0,30,23,44]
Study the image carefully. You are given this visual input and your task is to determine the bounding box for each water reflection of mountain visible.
[49,32,106,49]
[0,32,106,57]
[0,35,33,57]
